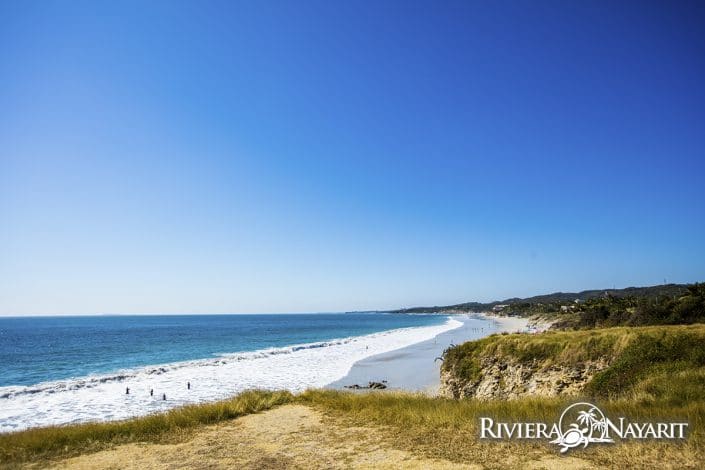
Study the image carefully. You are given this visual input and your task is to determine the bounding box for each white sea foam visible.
[0,316,462,432]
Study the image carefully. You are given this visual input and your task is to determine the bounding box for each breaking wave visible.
[0,316,462,432]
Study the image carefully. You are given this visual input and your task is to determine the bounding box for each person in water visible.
[187,381,191,390]
[162,393,166,400]
[150,389,153,396]
[126,387,129,395]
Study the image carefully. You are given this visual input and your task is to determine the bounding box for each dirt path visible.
[48,404,594,470]
[48,405,473,469]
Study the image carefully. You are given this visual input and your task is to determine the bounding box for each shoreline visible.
[0,315,461,433]
[327,312,532,395]
[1,313,540,432]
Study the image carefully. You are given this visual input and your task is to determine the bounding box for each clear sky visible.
[1,1,704,315]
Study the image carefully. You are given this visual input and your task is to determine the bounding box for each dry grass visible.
[50,404,479,470]
[1,389,702,469]
[300,390,704,469]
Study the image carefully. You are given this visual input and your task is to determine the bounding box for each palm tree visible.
[577,407,609,439]
[591,416,608,439]
[577,409,596,428]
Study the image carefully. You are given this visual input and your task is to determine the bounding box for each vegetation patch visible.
[528,283,705,328]
[587,328,705,401]
[442,324,705,403]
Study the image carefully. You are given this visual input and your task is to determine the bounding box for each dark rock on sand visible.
[344,381,388,390]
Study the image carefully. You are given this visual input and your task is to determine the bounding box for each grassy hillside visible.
[441,324,705,404]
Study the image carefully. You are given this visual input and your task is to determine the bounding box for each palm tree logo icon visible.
[551,402,614,453]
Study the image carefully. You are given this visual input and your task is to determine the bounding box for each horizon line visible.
[2,280,700,318]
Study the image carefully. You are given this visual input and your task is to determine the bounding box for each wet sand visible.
[327,313,529,394]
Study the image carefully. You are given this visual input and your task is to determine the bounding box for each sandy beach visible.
[478,312,533,333]
[328,313,530,394]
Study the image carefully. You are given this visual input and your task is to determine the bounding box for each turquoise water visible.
[0,313,446,387]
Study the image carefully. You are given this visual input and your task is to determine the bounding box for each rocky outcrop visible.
[439,357,609,399]
[344,381,388,390]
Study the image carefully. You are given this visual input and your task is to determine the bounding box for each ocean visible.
[0,312,460,432]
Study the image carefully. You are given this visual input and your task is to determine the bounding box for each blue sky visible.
[1,1,704,315]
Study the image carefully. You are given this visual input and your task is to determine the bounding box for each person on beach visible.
[162,393,166,400]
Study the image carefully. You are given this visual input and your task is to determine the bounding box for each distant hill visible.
[389,283,692,314]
